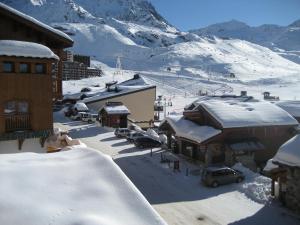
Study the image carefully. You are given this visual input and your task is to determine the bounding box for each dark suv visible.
[134,136,161,148]
[201,167,245,187]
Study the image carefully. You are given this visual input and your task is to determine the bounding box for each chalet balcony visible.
[5,114,31,132]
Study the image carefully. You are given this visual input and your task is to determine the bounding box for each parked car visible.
[126,132,145,143]
[134,136,161,148]
[114,128,131,138]
[81,113,98,123]
[201,167,245,187]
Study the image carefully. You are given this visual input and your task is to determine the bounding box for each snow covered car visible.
[134,136,161,148]
[114,128,131,138]
[201,167,245,187]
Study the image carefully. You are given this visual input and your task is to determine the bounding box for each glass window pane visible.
[35,63,46,74]
[4,101,16,114]
[18,102,29,113]
[3,62,14,73]
[20,63,30,73]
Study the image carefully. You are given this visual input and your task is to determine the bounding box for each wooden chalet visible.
[99,102,130,128]
[0,40,59,149]
[266,134,300,214]
[0,2,73,100]
[160,97,299,169]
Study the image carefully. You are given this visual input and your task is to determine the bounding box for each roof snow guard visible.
[0,2,73,47]
[0,40,59,60]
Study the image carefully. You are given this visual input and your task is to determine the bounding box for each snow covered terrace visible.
[0,147,166,225]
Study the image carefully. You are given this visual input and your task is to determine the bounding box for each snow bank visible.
[273,134,300,167]
[233,163,272,204]
[160,115,221,143]
[201,99,298,128]
[0,40,59,60]
[0,147,166,225]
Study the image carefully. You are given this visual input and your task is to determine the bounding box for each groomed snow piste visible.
[0,147,166,225]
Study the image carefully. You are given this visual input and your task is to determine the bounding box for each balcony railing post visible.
[4,114,31,132]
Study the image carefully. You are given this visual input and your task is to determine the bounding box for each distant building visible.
[0,40,58,149]
[81,74,156,128]
[73,54,90,67]
[0,3,73,100]
[160,96,298,169]
[61,51,102,80]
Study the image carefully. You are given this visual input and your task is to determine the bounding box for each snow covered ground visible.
[0,145,166,225]
[53,113,300,225]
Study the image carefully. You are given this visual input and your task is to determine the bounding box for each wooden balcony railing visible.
[5,114,31,132]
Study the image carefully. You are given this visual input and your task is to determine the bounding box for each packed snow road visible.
[54,113,300,225]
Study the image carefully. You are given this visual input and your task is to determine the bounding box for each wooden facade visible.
[160,104,297,169]
[0,3,73,100]
[0,55,56,146]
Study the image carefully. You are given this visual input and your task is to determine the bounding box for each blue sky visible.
[148,0,300,31]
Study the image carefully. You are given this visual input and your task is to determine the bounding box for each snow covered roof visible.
[0,40,59,60]
[0,2,73,44]
[74,102,89,111]
[82,76,155,104]
[0,147,166,225]
[185,94,256,111]
[263,159,279,172]
[160,115,221,144]
[102,104,130,115]
[273,135,300,167]
[199,99,299,128]
[275,101,300,118]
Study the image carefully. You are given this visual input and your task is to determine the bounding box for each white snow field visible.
[0,146,166,225]
[53,113,300,225]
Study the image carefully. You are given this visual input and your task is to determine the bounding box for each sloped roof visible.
[160,115,221,144]
[276,100,300,118]
[0,3,73,47]
[199,99,298,128]
[273,134,300,167]
[102,105,130,115]
[0,40,59,60]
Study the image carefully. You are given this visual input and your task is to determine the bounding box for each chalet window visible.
[4,101,29,114]
[4,101,16,114]
[3,62,15,73]
[19,63,30,73]
[35,63,46,74]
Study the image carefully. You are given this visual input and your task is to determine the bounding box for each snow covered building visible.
[82,75,156,128]
[99,102,130,128]
[0,40,59,149]
[0,2,73,100]
[269,135,300,214]
[160,97,299,169]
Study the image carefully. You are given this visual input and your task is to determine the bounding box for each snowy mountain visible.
[191,20,300,63]
[2,0,300,85]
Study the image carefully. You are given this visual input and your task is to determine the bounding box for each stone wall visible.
[285,167,300,214]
